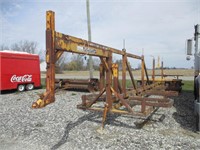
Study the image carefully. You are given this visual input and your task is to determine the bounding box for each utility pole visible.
[86,0,93,78]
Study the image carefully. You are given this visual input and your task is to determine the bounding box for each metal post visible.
[99,63,105,91]
[194,24,200,131]
[152,57,155,82]
[141,55,145,87]
[46,11,56,104]
[106,52,113,109]
[86,0,93,78]
[102,52,112,128]
[112,64,119,93]
[122,49,127,97]
[126,58,137,91]
[32,11,56,108]
[161,61,164,79]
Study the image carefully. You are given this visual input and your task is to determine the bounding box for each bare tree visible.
[0,44,10,50]
[38,49,45,62]
[56,53,68,70]
[64,55,84,71]
[11,40,38,54]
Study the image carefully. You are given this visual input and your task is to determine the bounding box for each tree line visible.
[0,40,138,72]
[0,40,101,72]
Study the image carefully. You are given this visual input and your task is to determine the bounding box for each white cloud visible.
[0,0,198,68]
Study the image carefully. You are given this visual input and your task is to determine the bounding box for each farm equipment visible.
[137,59,183,92]
[32,10,178,129]
[55,78,99,92]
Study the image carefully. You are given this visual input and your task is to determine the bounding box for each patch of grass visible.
[123,79,194,92]
[182,80,194,92]
[118,79,136,88]
[41,78,46,89]
[71,93,76,96]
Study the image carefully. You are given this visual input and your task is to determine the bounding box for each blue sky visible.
[0,0,200,68]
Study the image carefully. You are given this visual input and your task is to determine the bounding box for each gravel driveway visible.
[0,89,200,150]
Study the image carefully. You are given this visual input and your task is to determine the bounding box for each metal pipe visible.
[122,49,127,97]
[152,57,155,82]
[141,55,145,87]
[161,61,164,79]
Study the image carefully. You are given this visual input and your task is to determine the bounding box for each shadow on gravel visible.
[51,110,160,150]
[172,91,196,132]
[51,111,146,150]
[51,112,101,150]
[0,89,17,95]
[0,87,42,95]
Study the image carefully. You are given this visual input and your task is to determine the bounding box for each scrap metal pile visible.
[32,11,179,128]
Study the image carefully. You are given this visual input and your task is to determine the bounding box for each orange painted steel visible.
[32,11,177,128]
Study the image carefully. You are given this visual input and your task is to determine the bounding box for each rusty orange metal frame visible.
[32,11,176,128]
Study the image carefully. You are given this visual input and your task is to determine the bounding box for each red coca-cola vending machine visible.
[0,51,41,92]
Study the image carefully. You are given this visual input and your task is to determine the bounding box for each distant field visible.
[41,78,194,92]
[41,69,194,77]
[41,69,194,91]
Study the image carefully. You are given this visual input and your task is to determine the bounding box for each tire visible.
[17,85,25,92]
[26,84,34,91]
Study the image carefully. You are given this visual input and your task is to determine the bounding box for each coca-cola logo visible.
[10,75,32,83]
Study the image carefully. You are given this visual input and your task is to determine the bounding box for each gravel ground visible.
[0,89,200,150]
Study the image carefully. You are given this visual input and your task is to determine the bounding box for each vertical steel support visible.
[141,99,146,113]
[141,55,145,87]
[99,63,105,91]
[126,58,137,91]
[46,11,55,103]
[106,52,113,109]
[161,61,164,79]
[102,52,112,128]
[152,58,155,82]
[31,10,56,108]
[122,49,127,97]
[112,64,119,93]
[144,61,150,85]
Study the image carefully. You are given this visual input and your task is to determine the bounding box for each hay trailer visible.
[32,11,178,129]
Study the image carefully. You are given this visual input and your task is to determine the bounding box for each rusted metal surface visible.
[55,78,99,92]
[152,57,155,82]
[32,10,178,129]
[137,60,184,92]
[32,11,56,108]
[137,79,183,92]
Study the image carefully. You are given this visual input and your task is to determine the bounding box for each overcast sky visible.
[0,0,200,68]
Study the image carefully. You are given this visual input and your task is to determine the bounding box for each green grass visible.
[41,78,46,88]
[182,80,194,92]
[125,79,194,92]
[41,77,194,92]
